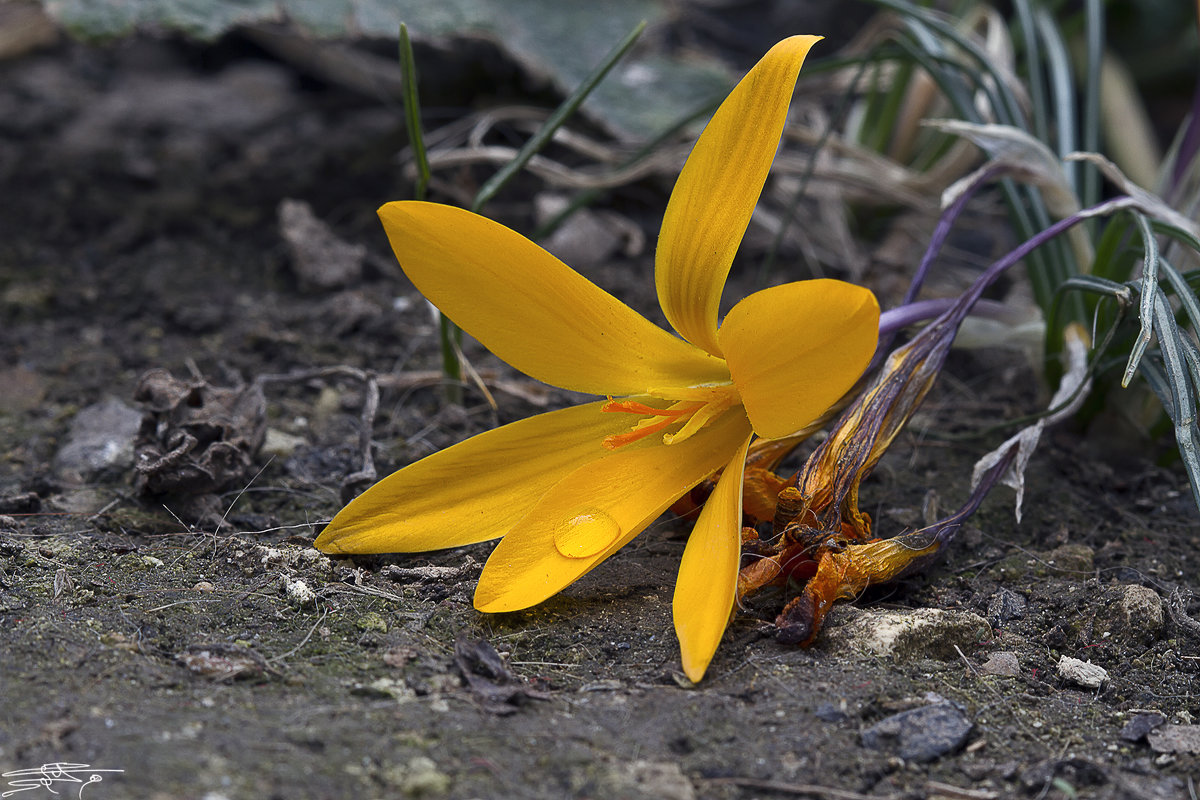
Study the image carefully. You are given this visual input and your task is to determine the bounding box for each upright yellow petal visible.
[315,401,633,554]
[673,436,751,683]
[656,35,822,356]
[719,279,879,439]
[474,409,754,612]
[380,202,728,395]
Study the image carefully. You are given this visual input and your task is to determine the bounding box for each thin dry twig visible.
[702,777,897,800]
[926,780,999,800]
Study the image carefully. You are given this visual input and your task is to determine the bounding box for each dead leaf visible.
[971,323,1091,522]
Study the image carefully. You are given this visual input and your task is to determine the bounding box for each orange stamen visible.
[602,399,705,449]
[602,398,697,417]
[601,386,739,450]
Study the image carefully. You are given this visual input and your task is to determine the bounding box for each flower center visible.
[601,384,739,449]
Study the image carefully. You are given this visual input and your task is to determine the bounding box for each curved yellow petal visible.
[656,35,822,356]
[315,401,631,554]
[473,409,754,612]
[380,202,728,394]
[719,279,879,439]
[673,436,751,683]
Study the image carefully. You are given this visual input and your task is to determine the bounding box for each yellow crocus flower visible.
[316,35,879,682]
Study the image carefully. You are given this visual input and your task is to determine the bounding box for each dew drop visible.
[553,510,622,559]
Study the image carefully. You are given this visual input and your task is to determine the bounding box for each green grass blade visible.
[471,20,647,213]
[1156,257,1200,336]
[1090,214,1137,283]
[1080,0,1104,210]
[1013,0,1049,143]
[1034,6,1077,191]
[399,22,458,396]
[399,23,431,203]
[1149,288,1200,511]
[1124,212,1160,386]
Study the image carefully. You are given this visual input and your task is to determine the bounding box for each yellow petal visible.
[315,401,633,554]
[473,409,754,612]
[380,202,727,394]
[673,435,751,683]
[719,279,879,439]
[656,35,822,356]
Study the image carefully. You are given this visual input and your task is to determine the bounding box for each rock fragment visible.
[986,587,1027,626]
[980,651,1021,677]
[1142,724,1200,758]
[821,607,991,661]
[283,577,316,608]
[534,193,638,270]
[54,397,142,482]
[279,198,365,290]
[1120,711,1165,742]
[1116,585,1164,644]
[1147,724,1200,754]
[860,699,972,762]
[1056,656,1108,689]
[1046,543,1094,575]
[381,756,451,797]
[177,642,273,681]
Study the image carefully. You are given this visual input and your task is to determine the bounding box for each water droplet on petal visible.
[553,511,622,559]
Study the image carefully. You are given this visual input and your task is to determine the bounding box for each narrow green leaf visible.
[399,23,431,203]
[471,20,647,212]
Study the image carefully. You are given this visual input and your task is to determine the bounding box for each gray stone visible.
[1118,585,1164,644]
[54,397,141,482]
[1057,655,1108,689]
[986,587,1027,626]
[980,651,1021,677]
[1046,543,1095,576]
[1147,724,1200,754]
[861,701,973,762]
[1120,711,1165,742]
[279,198,365,290]
[821,607,992,661]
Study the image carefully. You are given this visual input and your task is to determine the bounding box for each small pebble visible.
[278,198,365,290]
[986,587,1027,626]
[1147,724,1200,755]
[284,578,316,608]
[980,651,1021,677]
[356,611,388,633]
[860,701,973,762]
[53,397,142,482]
[382,755,451,797]
[1046,543,1094,575]
[1120,711,1165,742]
[1057,655,1108,688]
[821,607,991,661]
[1119,585,1164,644]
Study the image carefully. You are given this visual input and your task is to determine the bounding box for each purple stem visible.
[879,298,1019,337]
[874,163,1006,360]
[901,163,1006,309]
[944,195,1135,330]
[879,195,1137,339]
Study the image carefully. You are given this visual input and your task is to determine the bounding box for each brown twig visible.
[702,777,897,800]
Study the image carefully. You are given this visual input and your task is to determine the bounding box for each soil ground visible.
[2,25,1199,800]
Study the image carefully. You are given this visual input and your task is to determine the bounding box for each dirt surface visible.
[2,28,1199,800]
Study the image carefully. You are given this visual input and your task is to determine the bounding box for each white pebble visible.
[1057,655,1108,688]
